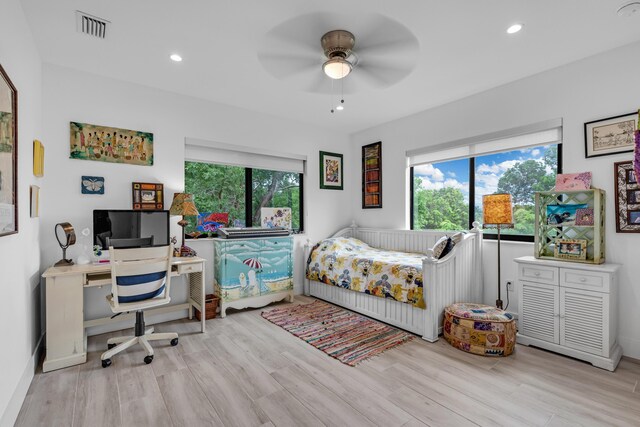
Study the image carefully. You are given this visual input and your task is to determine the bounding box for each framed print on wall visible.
[614,161,640,232]
[70,122,154,166]
[132,182,164,210]
[362,141,382,209]
[319,151,343,190]
[584,112,638,158]
[0,63,18,237]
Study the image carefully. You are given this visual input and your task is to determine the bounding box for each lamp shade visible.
[323,57,352,79]
[482,193,513,225]
[169,193,199,216]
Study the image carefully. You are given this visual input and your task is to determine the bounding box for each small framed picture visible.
[628,210,640,225]
[584,112,638,158]
[132,182,164,210]
[554,239,587,260]
[81,176,105,195]
[546,203,588,226]
[627,190,640,205]
[319,151,343,190]
[574,208,594,226]
[555,172,591,191]
[615,161,640,233]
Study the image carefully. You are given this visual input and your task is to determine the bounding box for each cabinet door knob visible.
[534,272,541,276]
[579,277,586,282]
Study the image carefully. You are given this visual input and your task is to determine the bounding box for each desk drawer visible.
[560,268,610,293]
[177,262,203,275]
[518,264,558,285]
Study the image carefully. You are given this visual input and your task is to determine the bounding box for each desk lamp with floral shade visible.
[482,193,514,310]
[169,193,199,257]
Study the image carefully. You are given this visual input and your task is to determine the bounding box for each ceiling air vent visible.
[76,11,110,39]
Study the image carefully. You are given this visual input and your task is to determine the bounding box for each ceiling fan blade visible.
[354,62,414,89]
[258,53,319,79]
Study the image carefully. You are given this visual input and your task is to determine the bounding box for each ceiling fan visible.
[257,13,420,94]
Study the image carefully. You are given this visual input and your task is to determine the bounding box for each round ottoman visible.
[443,303,516,356]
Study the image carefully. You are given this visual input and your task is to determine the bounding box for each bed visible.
[303,223,483,342]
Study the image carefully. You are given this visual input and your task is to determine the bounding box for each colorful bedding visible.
[306,237,426,309]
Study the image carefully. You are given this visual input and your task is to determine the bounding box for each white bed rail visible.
[303,222,483,341]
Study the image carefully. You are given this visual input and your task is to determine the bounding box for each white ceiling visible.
[20,0,640,134]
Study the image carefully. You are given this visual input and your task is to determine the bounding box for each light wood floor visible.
[16,295,640,427]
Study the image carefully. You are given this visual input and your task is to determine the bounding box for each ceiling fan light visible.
[323,57,352,79]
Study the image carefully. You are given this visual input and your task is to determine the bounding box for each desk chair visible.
[105,235,154,248]
[101,245,178,368]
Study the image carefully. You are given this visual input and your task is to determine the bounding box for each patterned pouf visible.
[443,303,516,356]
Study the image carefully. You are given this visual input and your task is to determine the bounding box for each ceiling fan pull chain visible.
[330,78,335,113]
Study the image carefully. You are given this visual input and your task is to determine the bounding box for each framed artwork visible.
[0,63,18,237]
[555,172,591,191]
[33,139,44,177]
[362,141,382,209]
[70,122,154,166]
[546,204,588,226]
[319,151,343,190]
[196,212,229,232]
[261,207,292,229]
[574,208,594,226]
[30,185,39,218]
[554,239,587,261]
[81,176,105,194]
[584,112,638,158]
[132,182,164,210]
[614,161,640,232]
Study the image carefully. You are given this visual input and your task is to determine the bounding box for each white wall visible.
[41,63,353,332]
[350,41,640,359]
[0,0,42,425]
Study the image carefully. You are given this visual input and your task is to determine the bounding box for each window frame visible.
[186,161,304,233]
[410,143,562,242]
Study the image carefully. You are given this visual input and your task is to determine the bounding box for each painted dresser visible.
[213,236,294,317]
[514,256,621,371]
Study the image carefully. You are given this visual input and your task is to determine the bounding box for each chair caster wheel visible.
[108,343,116,349]
[144,355,154,364]
[102,359,112,368]
[171,338,179,346]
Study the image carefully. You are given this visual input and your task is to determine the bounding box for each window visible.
[411,144,561,241]
[184,161,304,233]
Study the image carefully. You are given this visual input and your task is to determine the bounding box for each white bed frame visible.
[303,223,483,342]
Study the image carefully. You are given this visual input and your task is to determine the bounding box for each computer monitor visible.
[93,209,170,249]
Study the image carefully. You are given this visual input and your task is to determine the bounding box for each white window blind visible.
[407,118,562,167]
[185,138,306,173]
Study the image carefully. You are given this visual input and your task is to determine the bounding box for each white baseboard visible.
[618,335,640,360]
[0,334,44,427]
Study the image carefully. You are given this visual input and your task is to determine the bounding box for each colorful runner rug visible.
[261,300,414,366]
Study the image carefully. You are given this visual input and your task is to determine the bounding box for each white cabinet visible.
[515,256,621,371]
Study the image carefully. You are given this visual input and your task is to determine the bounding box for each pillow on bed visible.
[450,231,464,245]
[431,236,450,259]
[439,237,455,259]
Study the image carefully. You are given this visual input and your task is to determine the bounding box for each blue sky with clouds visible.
[414,145,554,207]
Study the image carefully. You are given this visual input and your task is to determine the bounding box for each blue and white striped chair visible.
[101,245,178,368]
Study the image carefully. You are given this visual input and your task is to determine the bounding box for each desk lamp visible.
[482,193,513,310]
[169,193,199,256]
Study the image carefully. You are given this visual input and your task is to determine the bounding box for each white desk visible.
[42,257,206,372]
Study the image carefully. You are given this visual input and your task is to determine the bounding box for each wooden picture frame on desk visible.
[362,141,382,209]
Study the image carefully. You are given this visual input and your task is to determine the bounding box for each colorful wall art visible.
[70,122,153,166]
[197,212,229,232]
[261,207,292,229]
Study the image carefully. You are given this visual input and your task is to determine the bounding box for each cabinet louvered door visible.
[518,281,559,344]
[560,287,608,357]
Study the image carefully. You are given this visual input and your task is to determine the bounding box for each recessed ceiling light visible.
[336,105,344,111]
[617,2,640,17]
[506,24,523,34]
[170,54,183,62]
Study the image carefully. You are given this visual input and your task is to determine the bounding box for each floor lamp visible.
[169,193,199,257]
[482,193,513,310]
